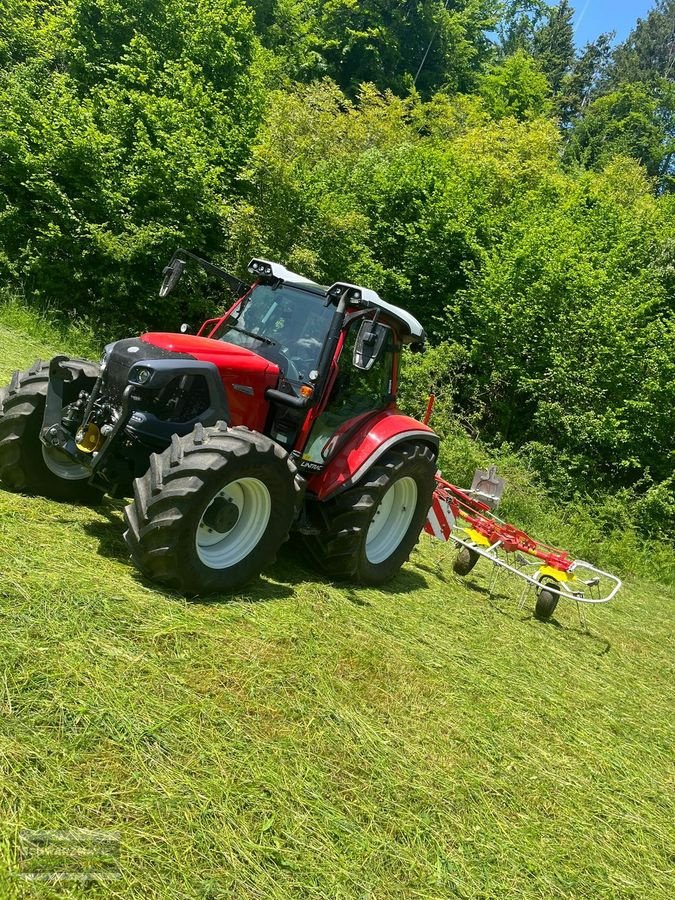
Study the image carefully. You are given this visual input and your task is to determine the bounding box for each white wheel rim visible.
[366,476,418,565]
[41,446,91,481]
[196,477,272,570]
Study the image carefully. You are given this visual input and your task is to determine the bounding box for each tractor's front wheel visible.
[0,361,102,503]
[124,424,303,595]
[304,443,436,585]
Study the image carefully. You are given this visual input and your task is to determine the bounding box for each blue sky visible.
[572,0,656,47]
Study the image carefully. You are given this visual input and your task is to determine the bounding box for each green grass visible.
[0,305,673,898]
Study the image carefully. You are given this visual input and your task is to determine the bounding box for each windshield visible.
[212,284,335,382]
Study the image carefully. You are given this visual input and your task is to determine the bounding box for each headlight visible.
[248,258,273,277]
[134,367,152,385]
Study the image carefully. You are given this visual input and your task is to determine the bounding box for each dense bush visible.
[0,0,261,326]
[233,83,674,530]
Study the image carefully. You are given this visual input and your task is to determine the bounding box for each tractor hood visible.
[138,332,280,432]
[140,332,279,375]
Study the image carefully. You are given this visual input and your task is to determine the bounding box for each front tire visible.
[124,423,303,595]
[303,443,436,585]
[0,361,102,503]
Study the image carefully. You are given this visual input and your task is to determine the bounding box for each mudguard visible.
[306,408,438,501]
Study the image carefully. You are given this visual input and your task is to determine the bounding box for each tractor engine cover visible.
[139,333,281,433]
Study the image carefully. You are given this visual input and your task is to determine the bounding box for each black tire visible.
[0,361,103,503]
[535,583,560,620]
[124,423,304,595]
[452,546,480,576]
[303,443,437,585]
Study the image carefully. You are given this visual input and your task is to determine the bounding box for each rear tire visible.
[0,361,103,503]
[452,546,480,576]
[124,423,303,595]
[303,443,436,585]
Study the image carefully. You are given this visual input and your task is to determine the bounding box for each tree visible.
[304,0,498,97]
[565,81,675,182]
[608,0,675,88]
[561,32,614,122]
[479,49,552,120]
[494,1,575,118]
[0,0,263,327]
[532,0,574,95]
[495,0,549,56]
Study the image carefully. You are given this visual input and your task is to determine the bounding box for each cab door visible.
[301,319,395,466]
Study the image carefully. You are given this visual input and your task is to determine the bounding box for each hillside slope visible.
[0,320,673,898]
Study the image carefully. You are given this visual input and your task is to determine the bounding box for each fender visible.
[306,407,439,501]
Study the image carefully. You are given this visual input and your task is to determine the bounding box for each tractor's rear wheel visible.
[0,361,102,503]
[124,423,303,595]
[304,443,436,585]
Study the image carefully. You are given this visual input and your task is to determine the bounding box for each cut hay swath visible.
[425,467,622,622]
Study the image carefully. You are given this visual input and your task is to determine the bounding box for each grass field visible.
[0,312,673,898]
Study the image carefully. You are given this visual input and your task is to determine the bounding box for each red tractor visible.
[0,252,439,594]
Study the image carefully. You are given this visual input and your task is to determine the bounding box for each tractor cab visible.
[159,253,428,472]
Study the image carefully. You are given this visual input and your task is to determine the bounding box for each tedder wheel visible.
[534,580,560,621]
[124,423,303,595]
[452,546,480,576]
[0,361,103,503]
[303,443,437,585]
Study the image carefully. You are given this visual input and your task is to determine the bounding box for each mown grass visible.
[0,303,673,898]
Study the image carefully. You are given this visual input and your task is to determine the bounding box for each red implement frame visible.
[429,475,574,572]
[425,472,622,619]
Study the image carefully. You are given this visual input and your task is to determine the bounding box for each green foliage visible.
[560,32,614,123]
[0,0,262,330]
[479,48,552,119]
[571,1,675,187]
[496,0,549,55]
[607,0,675,88]
[565,81,675,179]
[531,0,574,95]
[245,0,499,97]
[495,1,574,117]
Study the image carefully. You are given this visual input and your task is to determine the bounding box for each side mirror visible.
[353,320,389,371]
[159,258,186,297]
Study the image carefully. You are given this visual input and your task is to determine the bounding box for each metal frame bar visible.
[450,534,622,604]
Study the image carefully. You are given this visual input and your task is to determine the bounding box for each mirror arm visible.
[168,248,250,296]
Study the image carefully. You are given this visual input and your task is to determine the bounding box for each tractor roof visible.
[249,259,426,346]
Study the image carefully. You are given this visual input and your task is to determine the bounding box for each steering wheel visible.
[275,348,301,383]
[288,338,321,381]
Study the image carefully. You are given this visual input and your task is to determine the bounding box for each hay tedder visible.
[425,465,622,621]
